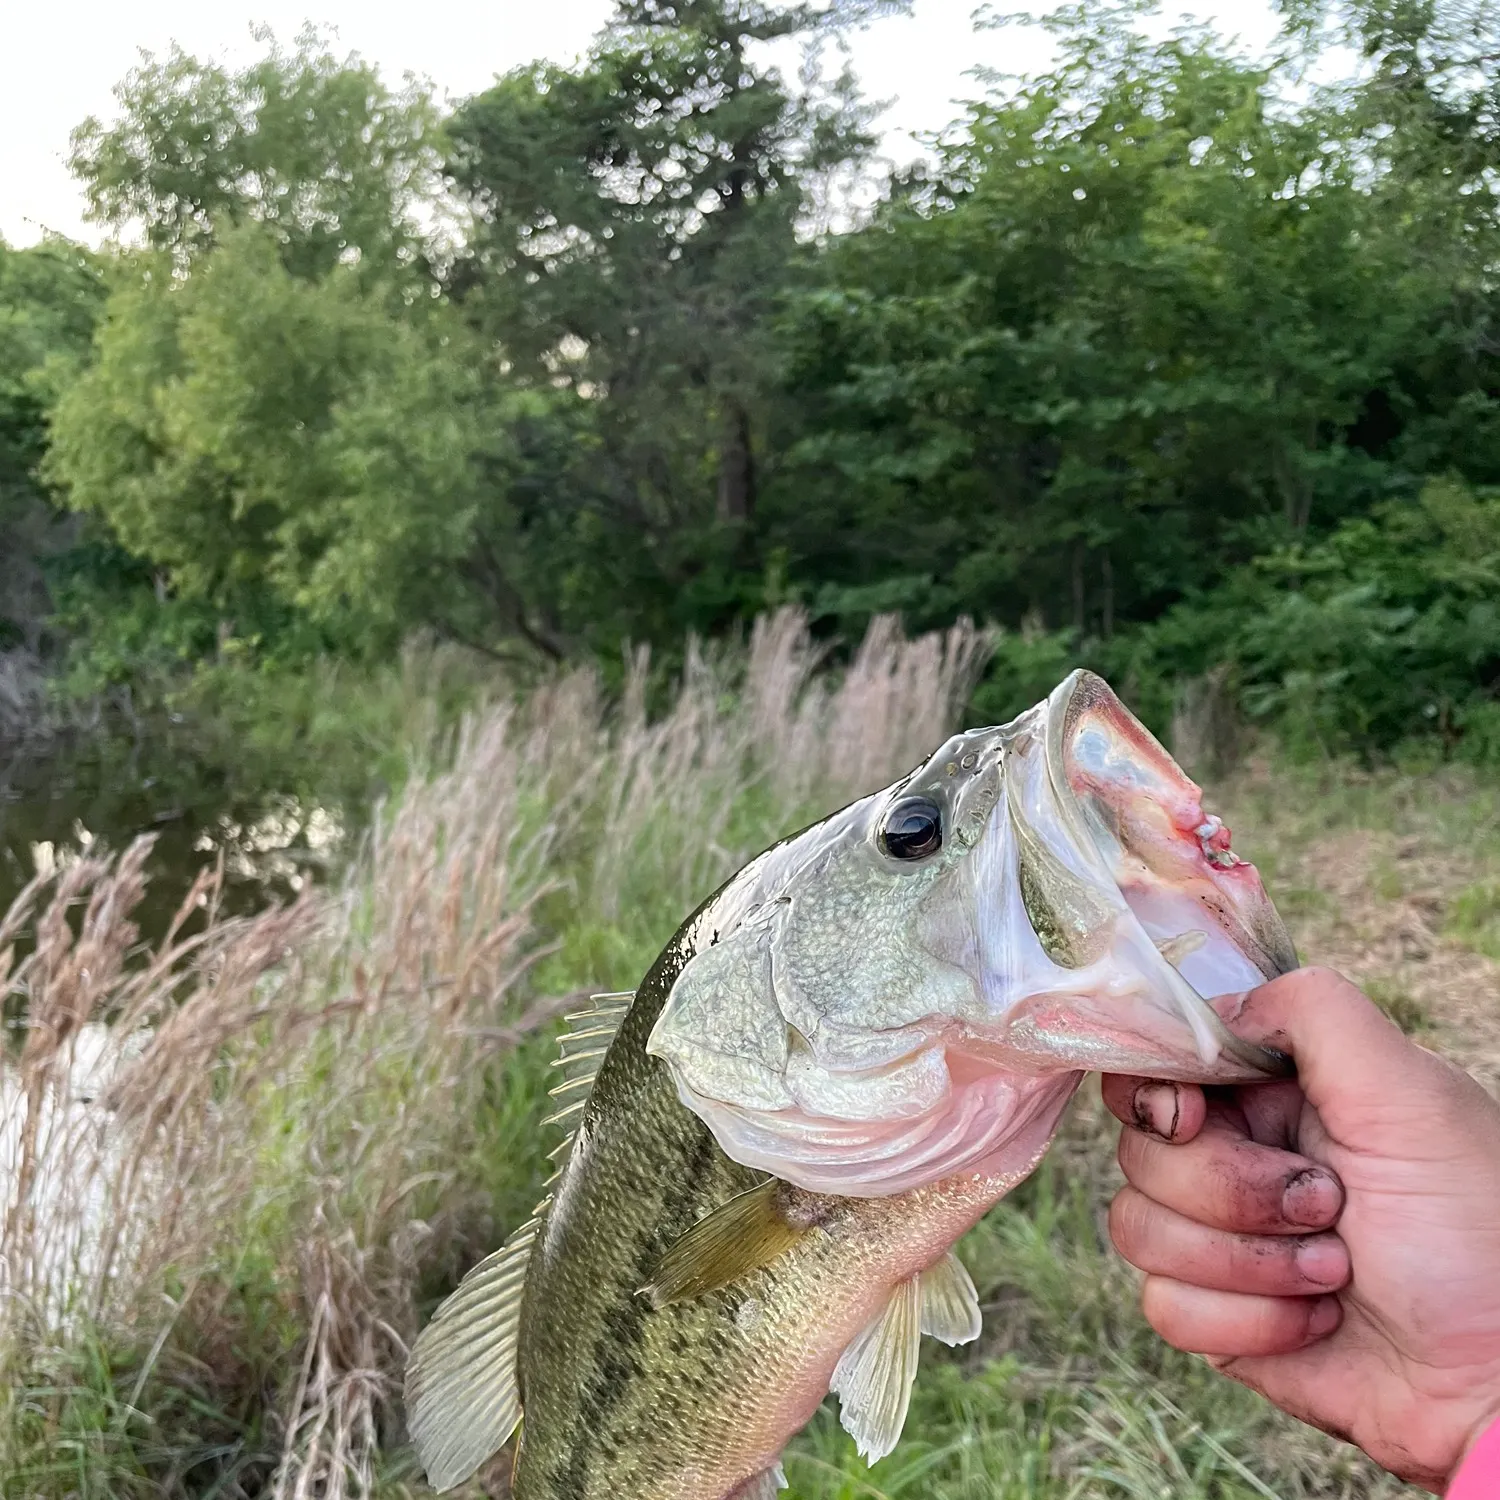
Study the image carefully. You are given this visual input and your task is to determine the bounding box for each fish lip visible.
[1041,669,1297,1082]
[1222,1034,1296,1078]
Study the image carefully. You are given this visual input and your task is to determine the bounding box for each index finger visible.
[1116,1108,1344,1235]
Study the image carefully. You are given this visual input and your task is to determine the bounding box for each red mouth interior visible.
[1060,691,1287,996]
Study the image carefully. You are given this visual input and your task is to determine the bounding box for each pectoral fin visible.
[640,1180,808,1307]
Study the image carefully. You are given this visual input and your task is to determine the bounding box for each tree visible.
[47,38,508,664]
[0,237,107,651]
[68,28,445,286]
[766,5,1500,640]
[1274,0,1500,484]
[24,0,1500,765]
[442,0,899,654]
[44,228,505,659]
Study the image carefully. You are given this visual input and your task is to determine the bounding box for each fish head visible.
[646,670,1296,1196]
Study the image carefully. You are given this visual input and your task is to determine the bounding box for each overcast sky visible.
[1,0,1284,248]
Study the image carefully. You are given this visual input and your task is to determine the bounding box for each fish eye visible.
[879,796,944,860]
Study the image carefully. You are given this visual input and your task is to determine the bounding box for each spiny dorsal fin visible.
[404,1216,540,1492]
[918,1251,982,1346]
[540,990,633,1134]
[640,1179,809,1307]
[830,1272,923,1464]
[403,991,632,1493]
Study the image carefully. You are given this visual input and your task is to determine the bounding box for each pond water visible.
[0,733,344,946]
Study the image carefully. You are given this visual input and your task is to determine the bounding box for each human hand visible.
[1101,967,1500,1492]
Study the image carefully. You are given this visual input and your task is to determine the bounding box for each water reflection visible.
[1,738,350,944]
[191,802,343,892]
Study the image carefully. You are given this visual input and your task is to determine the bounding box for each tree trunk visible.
[716,404,756,523]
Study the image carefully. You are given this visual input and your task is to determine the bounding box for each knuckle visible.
[1295,963,1338,987]
[1216,1152,1294,1229]
[1106,1186,1151,1256]
[1263,963,1354,1010]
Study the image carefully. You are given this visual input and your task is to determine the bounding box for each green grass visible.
[1,616,1461,1499]
[1446,879,1500,961]
[1364,978,1433,1036]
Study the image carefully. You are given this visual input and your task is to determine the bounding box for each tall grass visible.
[1,609,1450,1496]
[0,699,552,1498]
[0,609,992,1497]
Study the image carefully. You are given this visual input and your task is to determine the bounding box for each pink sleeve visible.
[1449,1416,1500,1499]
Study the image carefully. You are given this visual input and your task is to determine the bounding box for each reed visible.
[0,608,991,1497]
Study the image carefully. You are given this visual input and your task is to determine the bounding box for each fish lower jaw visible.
[677,1063,1081,1199]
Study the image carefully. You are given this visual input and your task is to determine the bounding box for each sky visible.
[0,0,1284,248]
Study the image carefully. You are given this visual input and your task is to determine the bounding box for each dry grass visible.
[0,693,557,1497]
[1213,758,1500,1096]
[3,610,1487,1499]
[0,608,991,1498]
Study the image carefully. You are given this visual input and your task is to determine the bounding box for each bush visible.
[966,477,1500,768]
[1124,477,1500,763]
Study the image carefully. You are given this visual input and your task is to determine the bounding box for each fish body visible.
[508,914,1075,1500]
[407,672,1297,1497]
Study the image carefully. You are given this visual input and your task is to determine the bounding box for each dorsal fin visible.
[541,990,633,1136]
[403,991,632,1492]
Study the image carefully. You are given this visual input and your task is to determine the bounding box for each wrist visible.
[1448,1402,1500,1499]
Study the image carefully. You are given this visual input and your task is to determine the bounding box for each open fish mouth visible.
[645,669,1296,1198]
[993,668,1297,1081]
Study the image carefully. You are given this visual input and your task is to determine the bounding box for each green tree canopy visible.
[44,226,513,659]
[10,0,1500,765]
[68,29,445,285]
[765,5,1500,640]
[0,238,107,649]
[441,0,899,654]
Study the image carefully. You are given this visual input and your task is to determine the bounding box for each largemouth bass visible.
[406,671,1296,1497]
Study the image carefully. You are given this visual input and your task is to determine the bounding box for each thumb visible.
[1224,966,1477,1140]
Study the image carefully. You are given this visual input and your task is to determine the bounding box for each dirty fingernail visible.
[1132,1082,1182,1140]
[1295,1236,1348,1288]
[1283,1168,1343,1227]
